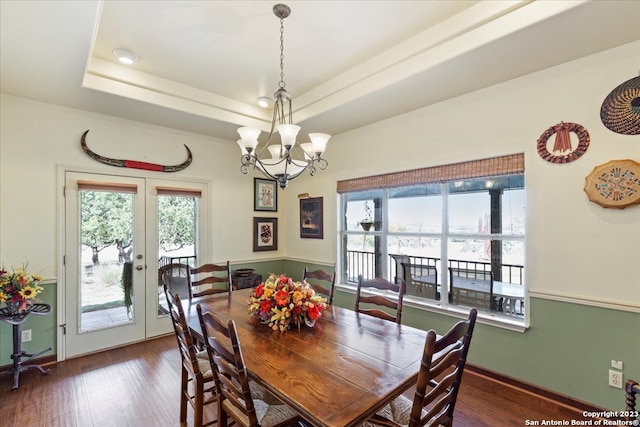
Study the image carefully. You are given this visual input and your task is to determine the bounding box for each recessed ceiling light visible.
[257,97,271,108]
[113,48,138,65]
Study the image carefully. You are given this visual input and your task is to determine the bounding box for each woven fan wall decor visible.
[600,76,640,135]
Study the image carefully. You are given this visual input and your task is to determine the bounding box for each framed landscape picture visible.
[299,197,323,239]
[254,178,277,211]
[253,217,278,251]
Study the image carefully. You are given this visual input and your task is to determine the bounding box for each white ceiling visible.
[1,1,639,142]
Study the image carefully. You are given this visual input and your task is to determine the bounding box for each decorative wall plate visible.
[584,159,640,209]
[537,122,590,164]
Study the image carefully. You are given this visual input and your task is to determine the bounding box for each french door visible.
[63,171,208,357]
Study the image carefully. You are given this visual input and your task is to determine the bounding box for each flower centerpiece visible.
[0,267,44,314]
[248,274,327,332]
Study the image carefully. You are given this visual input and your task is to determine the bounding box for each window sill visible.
[336,283,528,333]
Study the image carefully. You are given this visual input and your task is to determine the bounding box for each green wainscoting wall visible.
[284,259,638,411]
[232,260,286,283]
[0,282,57,367]
[334,287,639,412]
[3,263,636,412]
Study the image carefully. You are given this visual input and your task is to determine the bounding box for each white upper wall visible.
[1,41,639,308]
[282,41,640,308]
[0,99,285,278]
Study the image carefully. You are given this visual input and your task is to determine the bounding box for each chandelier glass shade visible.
[237,4,330,190]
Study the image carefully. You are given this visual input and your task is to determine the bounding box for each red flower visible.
[277,276,290,286]
[254,283,265,297]
[259,299,273,315]
[274,289,290,306]
[307,303,322,320]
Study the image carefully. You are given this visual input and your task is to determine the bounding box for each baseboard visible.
[464,363,605,416]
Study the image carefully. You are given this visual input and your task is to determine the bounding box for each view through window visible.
[340,172,525,319]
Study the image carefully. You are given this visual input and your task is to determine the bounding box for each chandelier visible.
[237,4,330,190]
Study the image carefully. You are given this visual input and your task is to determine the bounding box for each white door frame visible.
[57,165,210,360]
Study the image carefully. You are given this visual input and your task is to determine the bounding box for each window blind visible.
[155,186,202,198]
[336,153,524,193]
[77,181,138,193]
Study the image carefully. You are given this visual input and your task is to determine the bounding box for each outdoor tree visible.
[81,191,133,265]
[158,195,195,253]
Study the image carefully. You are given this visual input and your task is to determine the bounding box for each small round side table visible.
[0,303,52,391]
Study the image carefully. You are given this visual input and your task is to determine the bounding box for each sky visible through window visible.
[348,189,525,234]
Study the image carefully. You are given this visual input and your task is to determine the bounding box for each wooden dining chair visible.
[359,308,478,427]
[302,267,336,305]
[189,261,232,299]
[355,275,405,324]
[196,305,303,427]
[164,285,217,427]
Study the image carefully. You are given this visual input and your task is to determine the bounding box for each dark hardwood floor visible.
[0,335,591,427]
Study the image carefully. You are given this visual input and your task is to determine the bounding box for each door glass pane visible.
[157,194,197,314]
[79,190,135,331]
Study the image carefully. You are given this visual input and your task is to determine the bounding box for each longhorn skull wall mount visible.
[80,130,193,172]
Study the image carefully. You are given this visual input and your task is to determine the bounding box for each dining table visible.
[183,288,429,427]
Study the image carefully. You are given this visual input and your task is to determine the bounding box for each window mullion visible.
[441,183,450,307]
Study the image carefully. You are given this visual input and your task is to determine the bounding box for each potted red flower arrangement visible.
[248,274,327,332]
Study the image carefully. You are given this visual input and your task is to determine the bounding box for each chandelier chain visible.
[237,4,330,190]
[279,16,286,89]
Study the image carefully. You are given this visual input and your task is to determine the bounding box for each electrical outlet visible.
[608,369,623,389]
[21,329,32,342]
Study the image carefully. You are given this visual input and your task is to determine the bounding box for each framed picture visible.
[300,197,323,239]
[254,178,277,211]
[253,217,278,251]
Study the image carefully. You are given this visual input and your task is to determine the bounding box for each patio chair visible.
[402,262,439,300]
[448,267,498,311]
[158,263,191,314]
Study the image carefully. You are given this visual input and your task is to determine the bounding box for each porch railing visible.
[159,255,197,268]
[345,250,524,285]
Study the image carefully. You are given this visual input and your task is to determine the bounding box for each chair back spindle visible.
[189,261,232,299]
[355,275,405,324]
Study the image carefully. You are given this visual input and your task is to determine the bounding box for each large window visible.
[339,155,525,320]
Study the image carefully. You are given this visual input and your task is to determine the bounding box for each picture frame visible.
[299,197,323,239]
[253,217,278,251]
[254,178,277,211]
